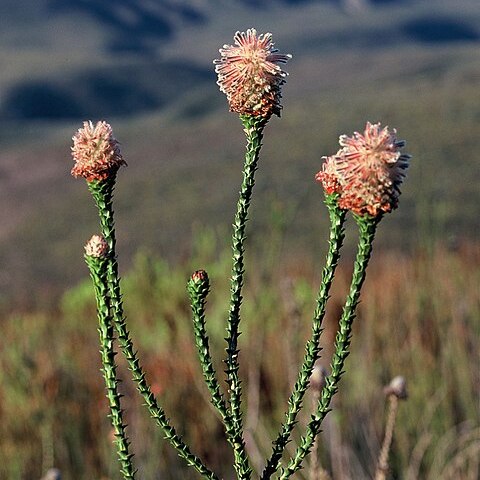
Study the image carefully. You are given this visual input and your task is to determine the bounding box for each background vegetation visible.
[0,0,478,478]
[1,236,479,479]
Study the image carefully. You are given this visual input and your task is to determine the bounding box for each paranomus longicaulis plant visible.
[72,28,411,480]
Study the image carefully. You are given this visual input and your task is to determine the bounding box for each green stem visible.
[187,271,234,435]
[262,195,346,480]
[85,254,136,479]
[88,179,218,480]
[225,115,267,480]
[89,178,116,250]
[280,214,379,480]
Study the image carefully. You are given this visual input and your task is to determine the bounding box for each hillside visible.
[0,0,479,304]
[1,0,479,121]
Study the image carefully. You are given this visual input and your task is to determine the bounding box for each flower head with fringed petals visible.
[71,121,126,182]
[214,28,291,118]
[316,122,410,217]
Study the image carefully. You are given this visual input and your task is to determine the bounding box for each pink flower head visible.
[214,28,291,117]
[316,122,410,216]
[84,234,109,258]
[71,121,126,182]
[315,156,341,195]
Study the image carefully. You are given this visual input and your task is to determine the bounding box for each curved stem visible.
[187,272,234,436]
[280,214,379,479]
[262,195,346,480]
[88,179,218,480]
[224,115,267,480]
[85,254,136,479]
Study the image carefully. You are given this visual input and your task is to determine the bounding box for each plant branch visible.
[187,271,235,438]
[85,254,136,479]
[88,179,218,480]
[224,115,267,480]
[262,195,346,479]
[280,214,379,479]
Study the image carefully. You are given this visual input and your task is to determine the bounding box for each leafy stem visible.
[280,213,379,479]
[224,114,268,480]
[85,253,136,479]
[262,194,346,479]
[187,271,235,439]
[88,178,218,480]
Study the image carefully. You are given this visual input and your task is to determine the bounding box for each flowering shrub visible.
[73,29,410,480]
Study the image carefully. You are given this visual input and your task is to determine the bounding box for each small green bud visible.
[191,270,209,285]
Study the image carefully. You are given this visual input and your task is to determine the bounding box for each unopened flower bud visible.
[384,375,407,400]
[311,364,328,392]
[41,468,62,480]
[84,234,109,258]
[191,270,209,284]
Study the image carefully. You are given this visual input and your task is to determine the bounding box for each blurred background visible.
[0,0,479,479]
